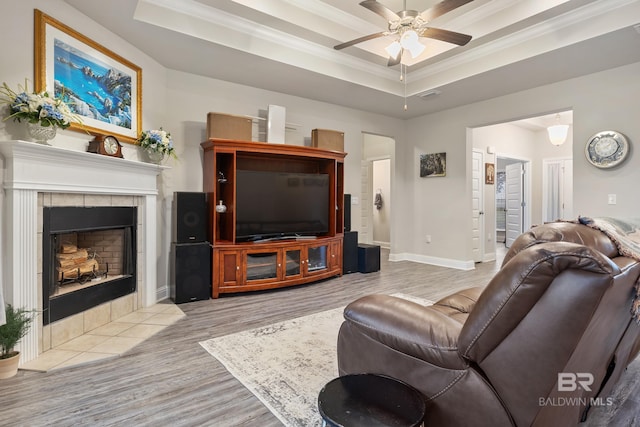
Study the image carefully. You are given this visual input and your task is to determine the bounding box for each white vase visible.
[144,148,165,164]
[27,123,57,145]
[215,200,227,213]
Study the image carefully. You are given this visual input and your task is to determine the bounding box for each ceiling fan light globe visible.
[400,30,419,48]
[407,42,425,58]
[385,41,402,58]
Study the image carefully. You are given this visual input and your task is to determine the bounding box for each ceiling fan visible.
[334,0,474,66]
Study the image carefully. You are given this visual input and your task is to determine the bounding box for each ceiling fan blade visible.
[387,50,402,67]
[421,27,472,46]
[420,0,474,22]
[334,31,387,50]
[359,0,401,22]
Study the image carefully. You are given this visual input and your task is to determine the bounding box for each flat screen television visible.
[235,170,330,241]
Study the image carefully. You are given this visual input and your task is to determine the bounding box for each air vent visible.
[417,89,442,99]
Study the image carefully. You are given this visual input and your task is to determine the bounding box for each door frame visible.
[496,154,532,246]
[542,157,573,222]
[361,132,395,249]
[471,149,485,262]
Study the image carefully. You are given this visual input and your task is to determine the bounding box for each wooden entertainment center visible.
[201,139,346,298]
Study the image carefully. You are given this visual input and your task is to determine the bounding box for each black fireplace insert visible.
[42,206,137,325]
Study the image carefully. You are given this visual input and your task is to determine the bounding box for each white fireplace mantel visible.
[0,140,167,363]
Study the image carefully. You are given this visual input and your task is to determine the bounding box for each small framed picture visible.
[485,163,495,185]
[419,152,446,177]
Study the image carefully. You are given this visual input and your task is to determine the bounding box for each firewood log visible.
[59,243,78,254]
[57,258,99,281]
[56,248,89,267]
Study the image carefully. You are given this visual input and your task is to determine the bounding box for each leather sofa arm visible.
[343,294,469,369]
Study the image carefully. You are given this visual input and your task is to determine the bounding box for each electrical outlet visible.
[608,194,617,205]
[426,235,431,243]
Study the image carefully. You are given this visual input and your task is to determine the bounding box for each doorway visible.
[542,158,573,222]
[501,158,530,248]
[471,111,572,261]
[361,133,394,248]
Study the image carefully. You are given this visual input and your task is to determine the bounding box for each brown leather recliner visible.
[337,222,640,426]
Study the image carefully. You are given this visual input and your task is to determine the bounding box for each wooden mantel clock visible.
[88,135,123,158]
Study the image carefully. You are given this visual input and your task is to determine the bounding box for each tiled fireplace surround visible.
[0,140,165,365]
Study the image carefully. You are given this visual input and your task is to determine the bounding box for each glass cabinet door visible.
[246,250,278,282]
[307,245,328,273]
[284,248,301,278]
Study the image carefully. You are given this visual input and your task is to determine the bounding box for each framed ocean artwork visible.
[34,9,142,143]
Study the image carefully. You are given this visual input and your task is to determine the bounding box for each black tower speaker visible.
[173,192,207,243]
[343,231,358,274]
[171,242,211,303]
[344,193,351,232]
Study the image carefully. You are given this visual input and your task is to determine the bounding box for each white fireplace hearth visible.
[0,140,167,364]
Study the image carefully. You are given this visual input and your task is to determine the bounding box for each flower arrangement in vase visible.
[137,128,177,163]
[0,79,78,144]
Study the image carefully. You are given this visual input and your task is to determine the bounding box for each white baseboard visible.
[483,252,496,262]
[373,240,390,249]
[389,252,475,271]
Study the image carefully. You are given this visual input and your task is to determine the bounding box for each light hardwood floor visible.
[0,248,637,426]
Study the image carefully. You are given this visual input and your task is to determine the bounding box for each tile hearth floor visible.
[20,302,185,372]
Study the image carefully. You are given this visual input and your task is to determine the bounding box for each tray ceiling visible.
[64,0,640,118]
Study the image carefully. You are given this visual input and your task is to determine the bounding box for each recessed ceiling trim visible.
[407,0,640,94]
[232,0,380,36]
[135,0,403,91]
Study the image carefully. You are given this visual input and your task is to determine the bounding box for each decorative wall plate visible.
[584,130,629,169]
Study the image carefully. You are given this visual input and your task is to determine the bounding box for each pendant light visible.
[547,114,569,146]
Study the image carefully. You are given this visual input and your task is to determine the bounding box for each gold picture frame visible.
[485,163,495,185]
[34,9,142,143]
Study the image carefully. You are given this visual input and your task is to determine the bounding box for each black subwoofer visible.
[171,242,211,303]
[358,244,380,274]
[173,192,207,243]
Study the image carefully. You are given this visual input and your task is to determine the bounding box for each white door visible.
[543,158,573,222]
[505,162,523,248]
[471,150,483,262]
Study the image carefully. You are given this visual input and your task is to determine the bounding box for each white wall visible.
[0,2,405,300]
[0,0,170,301]
[162,69,406,219]
[401,62,640,265]
[0,0,167,157]
[472,121,574,259]
[2,1,640,288]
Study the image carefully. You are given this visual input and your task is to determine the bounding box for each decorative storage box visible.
[311,128,344,152]
[206,112,252,141]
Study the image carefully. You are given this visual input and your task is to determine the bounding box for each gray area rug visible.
[199,293,433,426]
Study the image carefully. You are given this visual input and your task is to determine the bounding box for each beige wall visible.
[472,121,574,259]
[400,61,640,264]
[2,0,639,282]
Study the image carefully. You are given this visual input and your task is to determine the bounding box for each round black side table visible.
[318,374,426,427]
